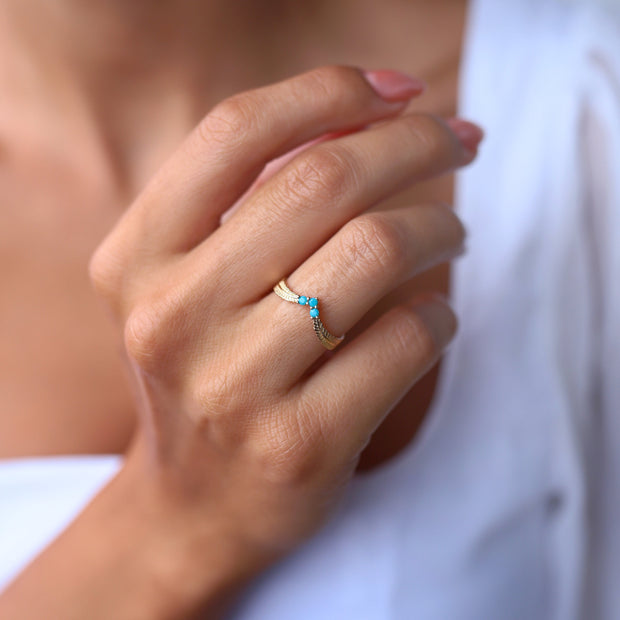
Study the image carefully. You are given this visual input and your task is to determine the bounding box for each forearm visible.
[0,446,264,620]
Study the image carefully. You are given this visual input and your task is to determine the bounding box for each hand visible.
[89,65,479,588]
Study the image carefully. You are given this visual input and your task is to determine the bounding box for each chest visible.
[0,169,134,457]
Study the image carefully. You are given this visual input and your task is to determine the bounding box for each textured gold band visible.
[273,278,345,350]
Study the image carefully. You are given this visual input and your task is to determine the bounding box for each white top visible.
[1,0,619,617]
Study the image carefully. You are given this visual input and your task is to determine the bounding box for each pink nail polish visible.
[445,117,485,153]
[362,69,427,102]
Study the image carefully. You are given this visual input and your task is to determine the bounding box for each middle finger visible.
[201,112,480,303]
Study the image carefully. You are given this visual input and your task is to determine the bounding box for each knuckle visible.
[253,404,326,486]
[123,298,177,371]
[123,304,163,369]
[277,144,360,209]
[88,243,124,303]
[390,305,439,364]
[389,302,455,365]
[192,339,266,425]
[400,113,453,162]
[194,372,243,424]
[434,202,467,245]
[88,246,113,297]
[300,64,368,104]
[198,94,262,150]
[339,214,407,278]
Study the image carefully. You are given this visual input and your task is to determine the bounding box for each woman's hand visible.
[88,65,479,611]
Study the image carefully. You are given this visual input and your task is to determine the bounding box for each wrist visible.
[0,444,265,620]
[117,437,274,619]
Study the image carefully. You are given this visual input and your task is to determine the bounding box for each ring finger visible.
[254,202,465,388]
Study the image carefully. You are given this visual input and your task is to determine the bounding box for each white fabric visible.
[0,455,121,589]
[1,0,619,617]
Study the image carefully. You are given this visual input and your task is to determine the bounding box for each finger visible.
[219,127,364,226]
[255,203,465,388]
[295,295,456,457]
[206,112,480,301]
[113,66,425,255]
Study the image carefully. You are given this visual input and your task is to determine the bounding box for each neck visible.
[0,1,279,195]
[0,0,466,199]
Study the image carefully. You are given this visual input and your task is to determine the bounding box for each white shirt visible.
[1,0,619,618]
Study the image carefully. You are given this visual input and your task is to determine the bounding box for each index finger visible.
[109,66,426,258]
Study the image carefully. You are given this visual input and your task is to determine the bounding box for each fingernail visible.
[362,69,427,102]
[408,295,458,349]
[445,117,485,154]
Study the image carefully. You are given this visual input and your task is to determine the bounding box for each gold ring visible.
[273,278,345,350]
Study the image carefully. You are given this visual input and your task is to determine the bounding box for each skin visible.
[0,1,481,617]
[0,0,467,465]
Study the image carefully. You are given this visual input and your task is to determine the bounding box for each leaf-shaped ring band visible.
[273,278,345,351]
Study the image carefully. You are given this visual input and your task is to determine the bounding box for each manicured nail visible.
[362,69,427,102]
[445,117,485,154]
[408,295,458,349]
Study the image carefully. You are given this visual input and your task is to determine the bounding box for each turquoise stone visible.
[309,297,318,307]
[310,308,319,318]
[298,296,307,305]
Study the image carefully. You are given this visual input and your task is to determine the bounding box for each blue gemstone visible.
[310,308,319,318]
[309,297,318,307]
[298,296,307,305]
